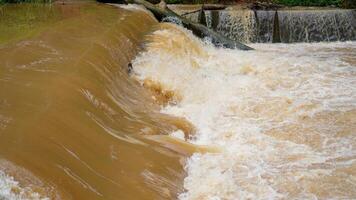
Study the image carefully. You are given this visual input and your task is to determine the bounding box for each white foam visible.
[0,170,49,200]
[170,130,186,140]
[111,4,156,19]
[132,24,356,199]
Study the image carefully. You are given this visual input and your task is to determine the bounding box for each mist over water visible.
[0,2,355,200]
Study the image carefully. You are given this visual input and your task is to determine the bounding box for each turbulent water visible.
[0,2,356,200]
[132,24,356,199]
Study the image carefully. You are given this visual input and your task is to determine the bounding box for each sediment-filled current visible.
[0,2,355,200]
[0,3,194,200]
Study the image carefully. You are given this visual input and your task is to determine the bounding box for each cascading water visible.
[254,10,275,43]
[0,3,193,200]
[206,10,257,42]
[184,8,356,43]
[132,23,356,199]
[1,2,355,200]
[278,9,356,42]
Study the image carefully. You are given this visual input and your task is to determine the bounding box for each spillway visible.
[0,2,355,200]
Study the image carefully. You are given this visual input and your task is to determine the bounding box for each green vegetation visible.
[340,0,356,8]
[161,0,350,6]
[158,0,219,4]
[274,0,355,8]
[148,0,217,4]
[0,0,51,4]
[0,4,59,45]
[274,0,341,6]
[2,0,348,7]
[164,0,182,3]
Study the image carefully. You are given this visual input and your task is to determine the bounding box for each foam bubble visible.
[170,130,186,140]
[0,170,49,200]
[132,24,356,199]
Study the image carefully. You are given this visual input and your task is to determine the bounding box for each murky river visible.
[0,2,355,200]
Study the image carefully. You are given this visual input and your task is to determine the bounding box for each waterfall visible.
[183,8,356,43]
[278,9,356,42]
[205,10,257,43]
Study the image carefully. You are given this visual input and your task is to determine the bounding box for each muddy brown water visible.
[0,3,195,199]
[1,2,355,200]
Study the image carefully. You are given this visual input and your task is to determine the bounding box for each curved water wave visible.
[1,2,355,200]
[0,3,196,199]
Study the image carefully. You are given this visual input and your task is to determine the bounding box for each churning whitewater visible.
[0,171,48,200]
[132,23,356,199]
[1,3,355,199]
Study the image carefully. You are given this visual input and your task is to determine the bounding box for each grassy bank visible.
[0,0,52,4]
[0,0,51,3]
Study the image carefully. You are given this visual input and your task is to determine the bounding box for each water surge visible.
[0,3,355,200]
[132,23,356,199]
[0,3,193,199]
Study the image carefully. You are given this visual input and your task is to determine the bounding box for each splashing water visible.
[193,9,356,43]
[0,171,49,200]
[132,23,356,199]
[162,16,184,26]
[1,3,355,199]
